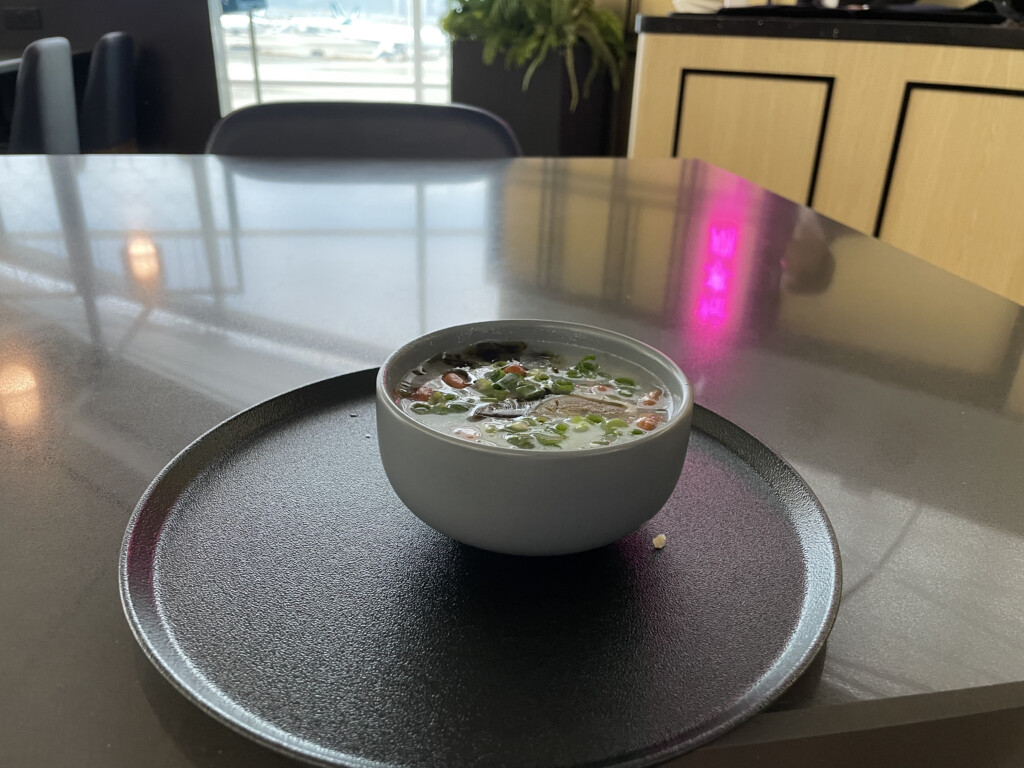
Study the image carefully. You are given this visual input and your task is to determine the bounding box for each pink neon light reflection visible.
[708,224,738,259]
[695,223,739,326]
[704,263,730,292]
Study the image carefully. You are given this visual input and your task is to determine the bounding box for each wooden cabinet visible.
[629,25,1024,304]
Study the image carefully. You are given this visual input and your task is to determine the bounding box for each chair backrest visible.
[205,101,522,159]
[79,31,136,152]
[9,37,80,154]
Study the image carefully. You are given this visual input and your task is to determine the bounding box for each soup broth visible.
[393,340,672,450]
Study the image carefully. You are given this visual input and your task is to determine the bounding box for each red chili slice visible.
[409,387,433,402]
[442,371,470,389]
[636,415,660,431]
[641,389,662,406]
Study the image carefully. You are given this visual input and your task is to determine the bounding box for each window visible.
[209,0,451,113]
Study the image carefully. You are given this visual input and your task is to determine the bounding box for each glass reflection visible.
[0,156,503,409]
[0,363,40,427]
[0,154,1020,422]
[125,235,162,286]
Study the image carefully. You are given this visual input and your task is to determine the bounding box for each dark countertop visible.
[637,12,1024,49]
[1,155,1023,766]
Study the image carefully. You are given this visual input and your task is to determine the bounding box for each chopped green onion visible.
[618,389,636,398]
[411,403,431,414]
[554,423,569,433]
[614,377,636,387]
[551,378,574,394]
[505,434,535,449]
[536,434,565,447]
[586,414,605,424]
[443,393,458,401]
[533,372,549,381]
[606,418,628,429]
[446,402,470,413]
[572,423,591,432]
[581,354,596,362]
[486,369,504,383]
[515,382,546,400]
[631,428,643,435]
[496,372,524,391]
[472,379,504,400]
[429,390,445,404]
[566,369,581,378]
[535,416,549,423]
[431,404,449,414]
[492,360,508,368]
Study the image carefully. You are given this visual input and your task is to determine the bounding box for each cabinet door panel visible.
[675,72,830,205]
[879,87,1024,304]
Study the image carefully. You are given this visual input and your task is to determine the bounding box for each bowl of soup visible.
[375,320,693,555]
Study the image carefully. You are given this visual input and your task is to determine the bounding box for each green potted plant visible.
[442,0,626,156]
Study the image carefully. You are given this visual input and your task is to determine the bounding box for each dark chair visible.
[205,101,522,159]
[9,37,79,154]
[78,31,136,152]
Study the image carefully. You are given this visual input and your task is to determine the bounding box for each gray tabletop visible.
[1,155,1022,766]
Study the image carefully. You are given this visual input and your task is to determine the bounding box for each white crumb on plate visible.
[652,533,667,549]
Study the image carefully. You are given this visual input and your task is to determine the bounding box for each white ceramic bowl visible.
[375,320,693,555]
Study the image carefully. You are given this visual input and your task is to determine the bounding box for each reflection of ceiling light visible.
[0,363,36,395]
[127,236,160,283]
[0,363,40,427]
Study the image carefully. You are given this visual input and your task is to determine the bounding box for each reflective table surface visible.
[1,156,1022,766]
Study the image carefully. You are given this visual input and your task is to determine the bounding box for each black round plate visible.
[120,368,841,768]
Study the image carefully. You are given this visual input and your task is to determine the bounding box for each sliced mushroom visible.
[468,340,527,363]
[530,395,634,419]
[468,400,531,420]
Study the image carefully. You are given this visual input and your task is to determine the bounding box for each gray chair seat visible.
[205,101,522,159]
